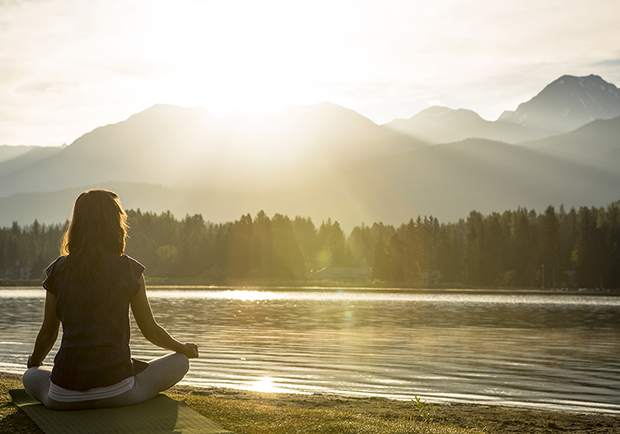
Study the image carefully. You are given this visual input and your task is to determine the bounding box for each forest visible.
[1,201,619,289]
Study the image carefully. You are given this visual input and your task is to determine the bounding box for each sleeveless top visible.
[43,254,148,391]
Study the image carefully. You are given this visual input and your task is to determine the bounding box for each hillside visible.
[2,135,619,229]
[0,145,33,163]
[0,145,64,176]
[521,115,620,167]
[385,106,544,144]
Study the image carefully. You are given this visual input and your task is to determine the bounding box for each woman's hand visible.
[183,342,199,358]
[27,355,42,369]
[131,275,199,359]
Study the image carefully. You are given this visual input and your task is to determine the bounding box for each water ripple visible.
[1,288,619,414]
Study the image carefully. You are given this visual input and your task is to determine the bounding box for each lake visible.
[1,287,619,415]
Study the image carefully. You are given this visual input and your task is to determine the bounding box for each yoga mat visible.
[10,389,233,434]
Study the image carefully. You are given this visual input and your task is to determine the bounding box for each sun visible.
[129,0,354,116]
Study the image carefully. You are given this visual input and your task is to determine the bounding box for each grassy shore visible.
[2,373,619,434]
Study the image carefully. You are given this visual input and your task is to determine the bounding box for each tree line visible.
[1,202,619,288]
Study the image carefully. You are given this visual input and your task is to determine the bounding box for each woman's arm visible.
[27,291,60,368]
[130,274,199,358]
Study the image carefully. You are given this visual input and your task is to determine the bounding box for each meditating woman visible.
[23,189,199,410]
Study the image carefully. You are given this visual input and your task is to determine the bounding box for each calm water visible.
[1,287,619,414]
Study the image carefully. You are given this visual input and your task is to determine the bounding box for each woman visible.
[23,189,198,410]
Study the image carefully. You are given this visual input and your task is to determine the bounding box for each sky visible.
[1,0,619,147]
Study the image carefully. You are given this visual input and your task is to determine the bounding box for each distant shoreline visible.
[1,278,618,296]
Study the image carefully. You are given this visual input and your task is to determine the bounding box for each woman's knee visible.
[141,353,189,385]
[127,353,189,403]
[22,368,36,395]
[165,353,190,380]
[175,352,190,374]
[22,366,52,402]
[151,352,189,375]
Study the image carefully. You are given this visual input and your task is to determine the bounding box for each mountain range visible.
[1,74,619,229]
[385,74,620,143]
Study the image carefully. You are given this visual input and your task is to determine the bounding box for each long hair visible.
[60,189,129,282]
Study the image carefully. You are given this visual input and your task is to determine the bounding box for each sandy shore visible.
[170,384,620,434]
[3,372,618,433]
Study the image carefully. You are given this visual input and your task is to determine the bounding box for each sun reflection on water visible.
[223,290,277,301]
[146,289,278,301]
[251,377,283,393]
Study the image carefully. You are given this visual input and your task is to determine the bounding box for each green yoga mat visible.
[10,389,233,434]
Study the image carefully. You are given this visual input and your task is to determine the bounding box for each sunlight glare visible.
[224,290,277,301]
[316,249,333,268]
[251,376,284,393]
[132,0,353,115]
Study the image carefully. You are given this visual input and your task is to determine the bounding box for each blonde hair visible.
[61,189,128,282]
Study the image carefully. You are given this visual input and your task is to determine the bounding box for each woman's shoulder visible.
[43,256,68,292]
[118,255,145,295]
[110,254,145,278]
[120,254,145,269]
[49,255,67,265]
[102,253,143,267]
[46,255,67,274]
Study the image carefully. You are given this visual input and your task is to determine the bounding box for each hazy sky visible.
[1,0,619,147]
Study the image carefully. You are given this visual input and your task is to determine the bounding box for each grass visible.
[166,392,484,434]
[0,375,40,433]
[0,373,484,434]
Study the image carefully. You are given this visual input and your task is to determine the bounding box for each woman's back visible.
[44,254,146,391]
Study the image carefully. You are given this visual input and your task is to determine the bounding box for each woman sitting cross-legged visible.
[23,189,199,410]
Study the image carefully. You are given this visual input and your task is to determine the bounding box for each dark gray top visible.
[43,254,147,391]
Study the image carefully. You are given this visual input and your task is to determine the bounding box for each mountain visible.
[0,105,219,197]
[2,137,619,229]
[0,103,425,197]
[0,145,33,163]
[521,115,620,168]
[386,75,620,145]
[326,138,620,225]
[385,106,544,144]
[2,75,620,228]
[0,145,65,178]
[0,182,246,228]
[499,74,620,134]
[385,75,620,144]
